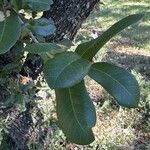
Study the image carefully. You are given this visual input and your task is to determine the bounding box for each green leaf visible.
[0,11,21,54]
[24,39,73,54]
[0,1,3,5]
[11,0,22,10]
[14,93,26,112]
[88,62,140,108]
[29,18,56,36]
[22,0,53,11]
[56,80,96,144]
[75,14,144,61]
[2,62,21,74]
[57,39,74,49]
[44,52,91,89]
[24,43,64,55]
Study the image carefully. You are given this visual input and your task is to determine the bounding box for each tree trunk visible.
[1,0,100,149]
[43,0,100,41]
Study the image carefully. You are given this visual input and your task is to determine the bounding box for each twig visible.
[19,17,53,58]
[19,17,39,43]
[29,32,39,43]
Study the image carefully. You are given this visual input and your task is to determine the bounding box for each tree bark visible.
[1,0,100,149]
[43,0,100,41]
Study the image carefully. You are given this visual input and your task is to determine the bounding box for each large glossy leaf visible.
[24,43,64,55]
[56,80,96,144]
[75,14,144,61]
[44,52,91,89]
[0,11,21,54]
[22,0,53,11]
[29,18,56,36]
[88,62,140,108]
[24,39,73,54]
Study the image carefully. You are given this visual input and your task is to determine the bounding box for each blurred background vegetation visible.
[0,0,150,149]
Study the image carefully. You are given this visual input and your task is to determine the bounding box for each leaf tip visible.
[130,13,145,22]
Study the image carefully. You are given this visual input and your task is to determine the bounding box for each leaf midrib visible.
[53,57,80,86]
[91,67,132,97]
[0,20,6,43]
[68,88,88,135]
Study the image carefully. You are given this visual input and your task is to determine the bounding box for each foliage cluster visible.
[0,0,145,146]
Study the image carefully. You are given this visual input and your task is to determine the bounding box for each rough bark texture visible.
[0,0,100,149]
[44,0,100,41]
